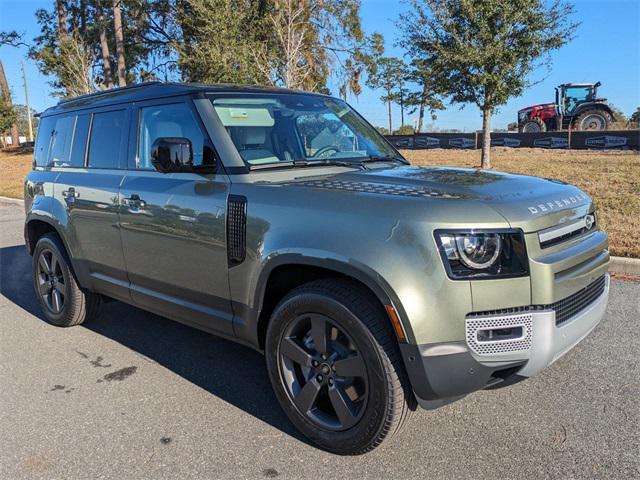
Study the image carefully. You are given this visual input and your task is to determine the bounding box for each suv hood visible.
[286,165,593,232]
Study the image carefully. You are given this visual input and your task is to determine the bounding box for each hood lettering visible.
[527,193,588,214]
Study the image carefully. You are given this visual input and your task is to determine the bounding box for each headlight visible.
[435,229,529,280]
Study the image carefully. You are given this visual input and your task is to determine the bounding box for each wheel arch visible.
[252,254,414,350]
[572,102,614,119]
[24,216,89,289]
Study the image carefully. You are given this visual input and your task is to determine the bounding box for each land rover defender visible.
[24,82,609,455]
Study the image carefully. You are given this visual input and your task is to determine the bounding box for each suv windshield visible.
[209,94,401,167]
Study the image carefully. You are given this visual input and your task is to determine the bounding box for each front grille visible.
[468,275,607,326]
[539,215,596,249]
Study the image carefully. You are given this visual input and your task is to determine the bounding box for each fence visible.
[385,130,640,150]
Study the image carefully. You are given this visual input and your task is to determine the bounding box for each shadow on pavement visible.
[0,243,306,444]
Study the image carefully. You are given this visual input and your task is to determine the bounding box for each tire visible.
[573,109,612,131]
[32,233,100,327]
[519,117,546,133]
[265,278,415,455]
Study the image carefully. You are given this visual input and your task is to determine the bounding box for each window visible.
[564,87,591,113]
[34,117,55,167]
[69,114,91,167]
[210,94,399,166]
[49,116,76,167]
[87,110,126,169]
[137,103,205,169]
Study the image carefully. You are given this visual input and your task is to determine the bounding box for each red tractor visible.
[518,82,615,132]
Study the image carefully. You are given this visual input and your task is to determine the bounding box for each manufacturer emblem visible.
[585,214,595,230]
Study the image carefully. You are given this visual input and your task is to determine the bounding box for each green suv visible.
[24,82,609,455]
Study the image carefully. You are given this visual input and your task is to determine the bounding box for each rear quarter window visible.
[87,110,126,169]
[33,117,55,167]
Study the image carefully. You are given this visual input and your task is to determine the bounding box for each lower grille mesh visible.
[468,275,607,326]
[551,275,607,325]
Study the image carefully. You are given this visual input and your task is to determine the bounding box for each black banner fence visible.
[386,130,640,150]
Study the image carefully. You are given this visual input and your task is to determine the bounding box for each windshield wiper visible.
[292,159,365,169]
[362,155,408,165]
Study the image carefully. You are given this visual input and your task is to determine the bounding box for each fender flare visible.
[24,214,89,289]
[572,102,614,119]
[252,252,415,344]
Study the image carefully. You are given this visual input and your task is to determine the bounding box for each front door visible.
[119,98,233,335]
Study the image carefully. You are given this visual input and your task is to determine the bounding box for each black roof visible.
[42,81,328,116]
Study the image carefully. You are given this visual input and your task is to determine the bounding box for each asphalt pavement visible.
[0,199,638,479]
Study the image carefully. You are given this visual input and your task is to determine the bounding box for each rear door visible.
[119,96,234,335]
[53,106,130,301]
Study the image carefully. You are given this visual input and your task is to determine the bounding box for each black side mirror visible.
[151,137,193,173]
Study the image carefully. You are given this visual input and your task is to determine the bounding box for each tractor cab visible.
[556,82,601,116]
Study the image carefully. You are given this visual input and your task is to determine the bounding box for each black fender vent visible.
[227,195,247,266]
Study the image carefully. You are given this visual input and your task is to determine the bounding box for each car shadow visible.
[0,243,307,444]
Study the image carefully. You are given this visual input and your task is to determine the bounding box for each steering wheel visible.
[312,145,340,158]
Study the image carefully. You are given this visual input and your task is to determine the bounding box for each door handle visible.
[61,188,80,199]
[122,194,146,209]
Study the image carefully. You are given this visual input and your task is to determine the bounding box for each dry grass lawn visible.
[402,148,639,258]
[1,147,638,257]
[0,150,32,199]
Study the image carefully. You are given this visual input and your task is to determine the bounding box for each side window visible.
[69,114,91,167]
[87,110,126,169]
[137,103,205,169]
[49,115,76,167]
[33,117,55,167]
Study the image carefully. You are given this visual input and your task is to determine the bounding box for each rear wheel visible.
[33,233,100,327]
[573,109,612,131]
[265,279,414,455]
[519,117,546,133]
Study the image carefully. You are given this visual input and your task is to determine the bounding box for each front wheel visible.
[519,117,546,133]
[265,279,414,455]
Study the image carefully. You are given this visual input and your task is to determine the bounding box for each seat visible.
[232,127,279,164]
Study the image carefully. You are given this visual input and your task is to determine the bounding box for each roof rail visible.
[57,81,163,105]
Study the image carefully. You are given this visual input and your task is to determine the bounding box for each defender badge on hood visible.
[527,193,589,214]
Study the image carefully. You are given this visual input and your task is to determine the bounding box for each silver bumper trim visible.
[466,274,609,376]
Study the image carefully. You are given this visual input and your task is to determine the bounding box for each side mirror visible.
[151,137,193,173]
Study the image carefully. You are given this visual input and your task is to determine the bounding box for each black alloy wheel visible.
[279,312,368,431]
[36,248,66,314]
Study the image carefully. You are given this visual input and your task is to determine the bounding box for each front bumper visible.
[401,274,609,409]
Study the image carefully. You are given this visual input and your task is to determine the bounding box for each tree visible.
[243,0,382,94]
[394,124,415,135]
[96,1,115,88]
[0,95,18,148]
[112,0,127,86]
[14,105,40,137]
[0,30,27,47]
[629,107,640,129]
[177,0,272,85]
[366,57,405,132]
[401,0,578,168]
[0,60,20,146]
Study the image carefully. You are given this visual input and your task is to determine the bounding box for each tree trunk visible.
[481,105,492,169]
[0,60,19,146]
[97,4,114,89]
[417,83,428,133]
[56,0,68,37]
[387,98,392,133]
[112,0,127,87]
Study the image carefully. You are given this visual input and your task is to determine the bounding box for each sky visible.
[1,0,639,132]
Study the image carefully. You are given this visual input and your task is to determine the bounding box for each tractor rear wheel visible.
[573,109,612,131]
[519,117,546,133]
